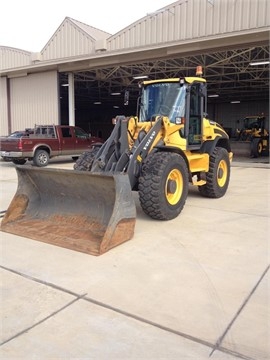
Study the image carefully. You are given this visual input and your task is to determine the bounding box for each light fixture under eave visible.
[111,92,121,96]
[61,83,69,87]
[231,101,241,104]
[133,75,149,80]
[208,94,219,98]
[94,101,102,105]
[249,61,270,66]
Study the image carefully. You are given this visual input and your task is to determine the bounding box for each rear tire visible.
[138,152,189,220]
[74,147,99,171]
[33,150,49,167]
[198,147,230,198]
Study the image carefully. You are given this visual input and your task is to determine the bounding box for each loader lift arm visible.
[91,115,130,172]
[91,115,165,190]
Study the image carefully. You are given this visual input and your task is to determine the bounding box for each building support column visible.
[68,72,75,126]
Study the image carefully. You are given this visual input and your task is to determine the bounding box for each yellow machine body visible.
[1,74,233,255]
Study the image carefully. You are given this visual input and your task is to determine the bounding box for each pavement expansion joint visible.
[1,264,261,360]
[210,264,270,359]
[1,287,87,347]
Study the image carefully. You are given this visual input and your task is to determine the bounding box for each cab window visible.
[74,128,88,139]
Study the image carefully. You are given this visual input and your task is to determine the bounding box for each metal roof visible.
[1,0,269,105]
[68,18,111,39]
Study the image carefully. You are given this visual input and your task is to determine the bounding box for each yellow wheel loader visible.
[234,116,269,158]
[1,68,233,255]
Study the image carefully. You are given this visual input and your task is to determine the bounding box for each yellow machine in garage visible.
[236,115,269,157]
[1,68,233,255]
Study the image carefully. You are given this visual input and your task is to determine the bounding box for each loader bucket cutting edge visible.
[230,141,252,157]
[1,166,136,256]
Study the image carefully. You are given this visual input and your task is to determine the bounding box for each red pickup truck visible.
[0,125,103,167]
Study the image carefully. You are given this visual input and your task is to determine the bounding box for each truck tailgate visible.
[0,138,21,152]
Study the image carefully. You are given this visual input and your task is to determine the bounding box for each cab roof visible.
[142,77,206,86]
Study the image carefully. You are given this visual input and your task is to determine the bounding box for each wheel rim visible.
[39,153,47,164]
[165,169,183,205]
[217,159,227,187]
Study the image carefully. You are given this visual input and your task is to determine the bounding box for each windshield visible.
[244,117,261,129]
[140,82,186,122]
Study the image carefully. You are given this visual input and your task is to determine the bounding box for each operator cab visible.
[139,75,207,149]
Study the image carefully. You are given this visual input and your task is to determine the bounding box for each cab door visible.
[73,127,91,154]
[185,83,205,149]
[59,126,75,154]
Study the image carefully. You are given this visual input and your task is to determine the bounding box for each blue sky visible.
[0,0,172,52]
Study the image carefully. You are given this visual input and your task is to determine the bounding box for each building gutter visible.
[0,28,268,77]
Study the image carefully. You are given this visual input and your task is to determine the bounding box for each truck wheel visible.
[12,159,27,165]
[33,149,49,167]
[198,147,230,198]
[138,152,189,220]
[251,138,263,158]
[74,147,99,171]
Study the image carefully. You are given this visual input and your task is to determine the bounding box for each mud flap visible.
[1,166,136,255]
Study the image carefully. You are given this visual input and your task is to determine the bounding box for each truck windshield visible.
[140,82,186,123]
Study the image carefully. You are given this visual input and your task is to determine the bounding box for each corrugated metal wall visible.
[107,0,269,50]
[208,100,269,137]
[9,71,59,132]
[0,47,31,71]
[41,19,96,61]
[0,77,9,134]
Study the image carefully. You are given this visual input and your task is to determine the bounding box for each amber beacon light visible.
[196,66,203,77]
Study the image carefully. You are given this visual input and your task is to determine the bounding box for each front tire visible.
[198,147,230,198]
[33,149,49,167]
[74,147,99,171]
[250,138,263,158]
[138,152,189,220]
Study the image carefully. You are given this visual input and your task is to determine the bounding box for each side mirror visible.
[124,90,129,106]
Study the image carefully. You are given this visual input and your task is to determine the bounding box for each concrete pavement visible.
[0,156,269,359]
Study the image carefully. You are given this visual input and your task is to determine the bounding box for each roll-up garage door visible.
[9,70,59,132]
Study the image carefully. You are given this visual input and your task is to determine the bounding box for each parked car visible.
[0,125,104,166]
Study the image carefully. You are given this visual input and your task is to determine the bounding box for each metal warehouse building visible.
[0,0,269,139]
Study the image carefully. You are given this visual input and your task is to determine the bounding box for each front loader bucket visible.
[1,166,136,256]
[230,140,251,157]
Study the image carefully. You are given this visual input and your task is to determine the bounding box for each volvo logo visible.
[143,131,156,151]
